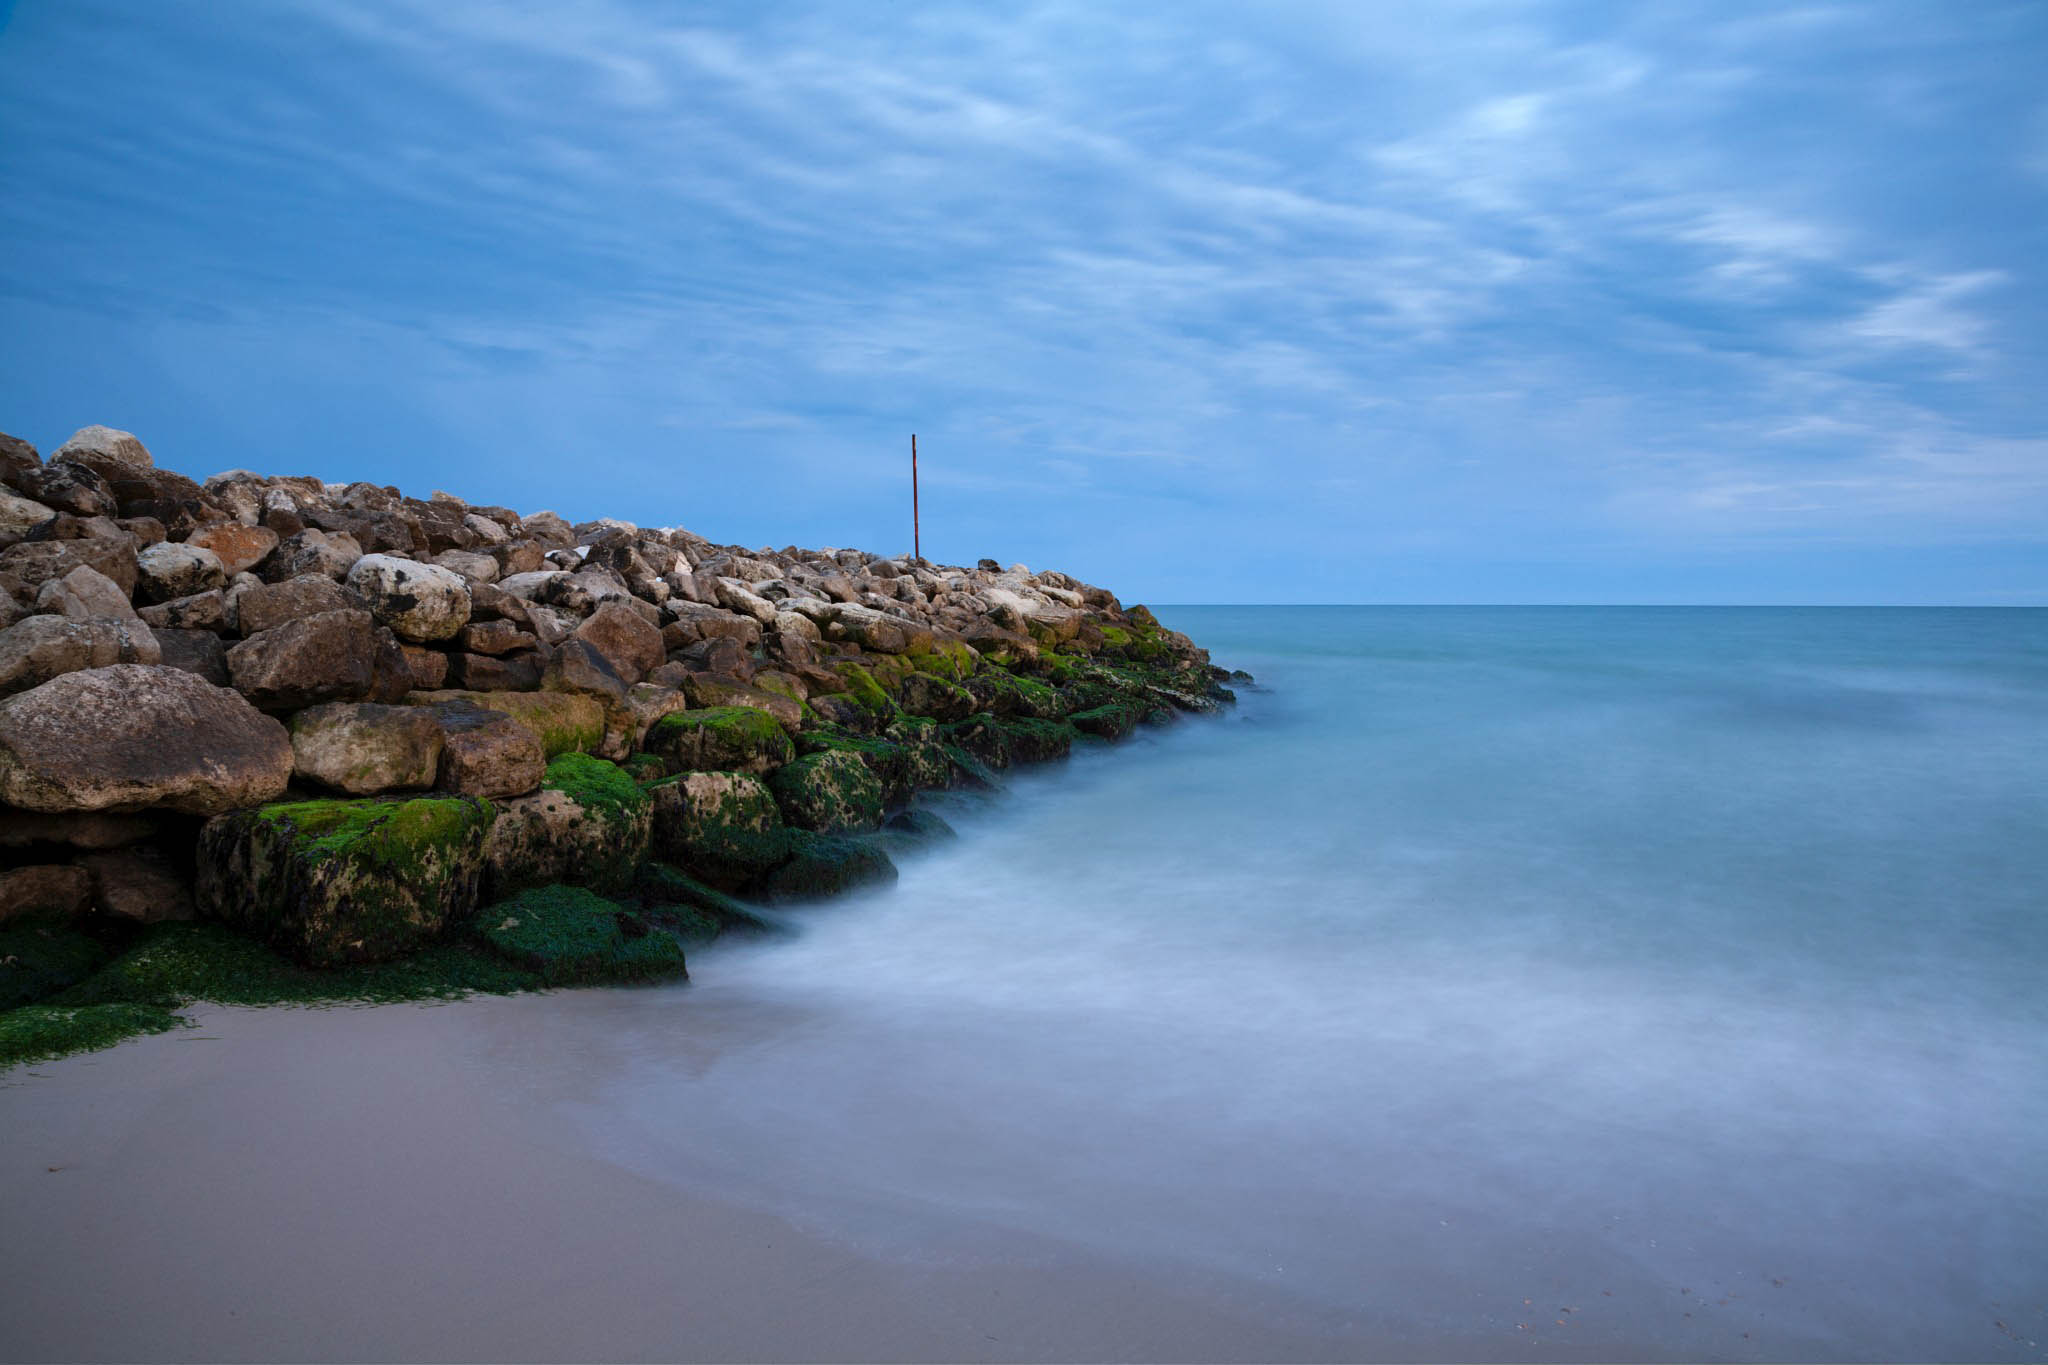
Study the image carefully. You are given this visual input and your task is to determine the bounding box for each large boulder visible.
[197,795,495,966]
[406,688,603,758]
[138,588,227,632]
[51,425,152,478]
[0,865,94,923]
[646,705,794,775]
[185,523,279,577]
[482,754,651,897]
[225,608,382,710]
[423,699,546,798]
[766,750,885,834]
[264,528,361,583]
[33,563,144,626]
[0,664,292,813]
[230,572,353,636]
[648,770,782,865]
[572,600,662,684]
[153,627,230,685]
[681,673,803,731]
[135,540,226,603]
[0,490,56,540]
[0,430,40,486]
[0,536,140,597]
[289,701,445,795]
[0,615,160,696]
[474,885,685,986]
[346,553,471,643]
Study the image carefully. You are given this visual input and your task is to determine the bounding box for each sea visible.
[515,607,2044,1359]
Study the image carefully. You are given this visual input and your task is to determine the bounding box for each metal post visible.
[911,433,921,564]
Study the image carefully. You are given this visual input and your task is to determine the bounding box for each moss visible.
[905,638,979,682]
[621,753,668,784]
[1000,716,1078,763]
[408,690,604,757]
[0,1003,183,1070]
[1036,653,1080,683]
[0,923,111,1011]
[649,706,794,772]
[475,885,687,986]
[795,729,919,804]
[833,663,899,722]
[1097,625,1133,649]
[541,752,648,823]
[203,795,495,967]
[1070,701,1144,742]
[57,921,540,1009]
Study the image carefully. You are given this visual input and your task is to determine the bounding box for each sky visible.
[1,1,2044,604]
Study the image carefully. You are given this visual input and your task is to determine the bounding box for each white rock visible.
[345,553,471,643]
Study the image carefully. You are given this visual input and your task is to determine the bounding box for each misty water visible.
[512,607,2046,1360]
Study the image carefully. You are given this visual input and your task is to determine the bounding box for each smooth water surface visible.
[509,608,2048,1360]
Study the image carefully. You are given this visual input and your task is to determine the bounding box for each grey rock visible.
[154,627,230,685]
[0,614,160,696]
[135,540,227,603]
[289,701,445,794]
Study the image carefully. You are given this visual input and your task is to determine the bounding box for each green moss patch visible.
[768,750,885,834]
[541,752,648,823]
[1,1003,184,1070]
[649,706,795,773]
[633,863,778,940]
[476,885,687,986]
[762,831,898,903]
[1070,701,1145,742]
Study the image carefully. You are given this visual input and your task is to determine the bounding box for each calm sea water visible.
[527,607,2048,1360]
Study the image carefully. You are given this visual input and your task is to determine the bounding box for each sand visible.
[0,994,1640,1365]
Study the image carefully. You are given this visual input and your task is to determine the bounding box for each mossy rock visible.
[632,863,778,942]
[967,669,1065,720]
[1001,716,1078,764]
[621,753,668,783]
[483,754,652,899]
[876,807,958,857]
[827,662,899,730]
[760,830,897,903]
[475,885,686,986]
[942,742,1001,789]
[57,920,540,1009]
[942,713,1012,769]
[897,671,976,722]
[198,795,496,967]
[882,717,957,793]
[795,729,924,806]
[1,1002,183,1071]
[648,769,782,877]
[648,706,795,775]
[904,638,979,682]
[1070,701,1144,742]
[0,923,111,1011]
[407,689,605,758]
[767,749,885,834]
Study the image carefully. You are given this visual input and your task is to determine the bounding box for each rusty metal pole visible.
[911,433,921,563]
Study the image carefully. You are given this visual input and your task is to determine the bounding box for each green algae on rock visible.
[483,753,651,898]
[198,795,495,967]
[648,705,795,775]
[767,749,886,834]
[475,884,687,986]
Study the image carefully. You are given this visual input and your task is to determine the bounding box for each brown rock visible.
[458,619,537,656]
[681,673,804,732]
[0,664,293,813]
[0,614,160,696]
[427,700,546,798]
[0,430,39,487]
[139,588,228,632]
[541,638,628,702]
[289,701,445,794]
[225,608,382,710]
[400,644,450,691]
[51,425,152,478]
[76,846,194,922]
[572,600,663,684]
[104,465,226,539]
[0,812,159,849]
[186,522,280,576]
[0,535,140,597]
[14,459,115,517]
[0,864,93,922]
[264,528,361,583]
[231,572,353,636]
[450,651,543,691]
[153,627,230,685]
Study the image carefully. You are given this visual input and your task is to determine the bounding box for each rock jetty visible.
[0,425,1241,1065]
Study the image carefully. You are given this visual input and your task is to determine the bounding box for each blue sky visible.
[2,1,2043,603]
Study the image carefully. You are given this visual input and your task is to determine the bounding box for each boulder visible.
[457,619,535,656]
[51,425,152,478]
[346,553,471,643]
[431,549,498,583]
[0,614,160,696]
[135,540,226,603]
[766,750,886,834]
[425,700,546,798]
[231,572,353,636]
[139,588,228,632]
[405,689,603,758]
[0,664,292,813]
[897,670,977,722]
[289,701,445,794]
[573,600,663,684]
[646,705,794,776]
[0,865,94,923]
[760,831,896,903]
[0,430,38,485]
[681,673,803,731]
[482,753,651,897]
[399,644,450,691]
[225,608,383,710]
[0,490,57,540]
[152,627,230,685]
[265,528,361,582]
[541,638,628,702]
[102,465,225,538]
[34,563,144,625]
[185,523,279,576]
[625,683,691,748]
[197,795,495,966]
[76,847,194,923]
[449,651,542,691]
[1070,701,1144,741]
[0,535,140,596]
[646,770,785,889]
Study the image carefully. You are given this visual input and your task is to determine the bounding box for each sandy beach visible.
[0,993,1644,1365]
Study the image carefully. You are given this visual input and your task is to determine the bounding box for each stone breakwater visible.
[0,424,1242,1064]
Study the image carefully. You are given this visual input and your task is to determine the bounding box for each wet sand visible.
[1,995,1646,1365]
